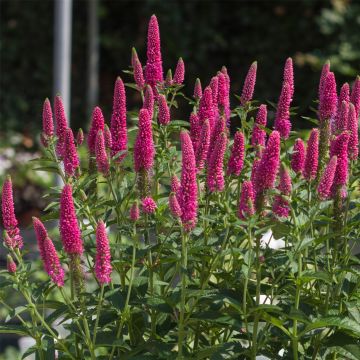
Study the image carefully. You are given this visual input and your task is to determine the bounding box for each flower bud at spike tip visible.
[317,156,338,200]
[64,128,80,177]
[283,57,294,99]
[131,47,139,68]
[303,129,319,181]
[178,131,198,231]
[110,77,127,162]
[134,109,155,172]
[194,78,202,99]
[198,86,215,131]
[141,197,157,214]
[240,61,257,105]
[169,193,182,218]
[347,103,358,160]
[55,95,68,157]
[59,184,83,255]
[165,69,173,87]
[173,57,185,85]
[291,138,306,174]
[238,181,255,219]
[351,76,360,118]
[227,131,245,176]
[274,82,292,139]
[130,202,140,221]
[145,15,163,87]
[190,112,201,154]
[95,221,112,284]
[96,131,110,176]
[171,175,181,193]
[319,71,337,122]
[195,119,210,172]
[104,124,112,149]
[143,85,154,119]
[42,98,54,138]
[3,231,15,249]
[158,94,170,125]
[76,128,84,146]
[7,255,16,274]
[1,176,23,249]
[88,106,105,154]
[251,104,267,151]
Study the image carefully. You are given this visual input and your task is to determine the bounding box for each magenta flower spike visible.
[208,116,226,160]
[145,15,163,88]
[110,77,127,162]
[76,128,84,146]
[254,131,281,194]
[291,138,306,175]
[220,67,231,125]
[251,104,267,152]
[54,95,69,157]
[210,76,219,108]
[171,175,181,193]
[3,231,15,249]
[64,128,80,177]
[104,124,112,149]
[193,78,202,100]
[130,202,140,222]
[132,48,145,90]
[347,103,359,160]
[178,131,198,231]
[238,181,255,220]
[319,71,337,122]
[283,57,294,99]
[339,83,350,104]
[143,85,154,119]
[195,119,211,172]
[190,112,201,154]
[95,220,112,285]
[134,109,155,172]
[141,197,157,214]
[207,133,227,193]
[42,98,54,139]
[158,94,170,125]
[59,184,83,255]
[1,176,23,249]
[250,157,261,188]
[33,217,65,287]
[272,165,292,218]
[334,101,349,133]
[351,76,360,118]
[95,131,110,176]
[317,156,338,200]
[319,60,330,100]
[217,72,227,109]
[303,129,319,181]
[274,82,292,139]
[198,86,215,131]
[173,58,185,85]
[7,255,16,274]
[240,61,257,105]
[169,193,182,218]
[88,106,105,154]
[227,131,245,176]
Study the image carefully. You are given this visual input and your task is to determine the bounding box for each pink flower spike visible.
[178,131,198,231]
[145,15,163,87]
[95,220,112,285]
[272,165,292,218]
[88,106,105,154]
[278,165,292,195]
[317,156,338,200]
[319,71,337,122]
[141,197,157,214]
[283,57,294,99]
[64,128,80,177]
[319,60,330,100]
[194,78,202,100]
[347,103,359,160]
[351,76,360,118]
[207,133,227,192]
[251,104,267,151]
[303,129,319,181]
[334,101,349,133]
[144,85,154,119]
[158,94,170,125]
[134,109,155,172]
[1,176,23,249]
[240,61,257,105]
[173,58,185,85]
[171,175,180,193]
[291,138,306,174]
[7,255,16,274]
[339,83,350,104]
[227,131,245,176]
[130,202,140,222]
[169,193,182,218]
[198,86,215,131]
[59,184,83,255]
[95,131,110,176]
[210,76,219,107]
[110,77,127,162]
[274,82,292,139]
[132,48,145,90]
[238,181,255,220]
[190,112,201,154]
[42,98,54,138]
[76,128,84,146]
[104,124,112,149]
[195,119,211,172]
[217,72,227,109]
[54,95,68,157]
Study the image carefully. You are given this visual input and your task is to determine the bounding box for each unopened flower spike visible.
[158,94,170,125]
[96,130,110,176]
[173,57,185,85]
[303,129,319,181]
[88,106,105,154]
[193,78,202,100]
[95,220,112,284]
[240,61,257,105]
[130,202,140,222]
[104,124,112,149]
[238,181,255,220]
[227,131,245,176]
[76,128,84,146]
[7,255,16,274]
[64,128,80,177]
[291,138,306,175]
[42,98,54,141]
[165,69,173,87]
[55,95,69,157]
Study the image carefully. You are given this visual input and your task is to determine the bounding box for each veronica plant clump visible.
[1,15,360,360]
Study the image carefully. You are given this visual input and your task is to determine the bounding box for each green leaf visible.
[299,270,332,284]
[301,317,360,337]
[0,324,29,336]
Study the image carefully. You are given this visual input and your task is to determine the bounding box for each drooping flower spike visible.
[291,138,306,175]
[88,106,105,154]
[274,82,292,139]
[240,61,257,105]
[238,181,255,220]
[141,197,157,214]
[64,128,80,177]
[54,95,68,157]
[95,220,112,284]
[303,129,319,181]
[227,131,245,176]
[95,130,110,176]
[317,156,338,200]
[347,103,358,160]
[173,57,185,85]
[158,94,170,125]
[42,98,54,139]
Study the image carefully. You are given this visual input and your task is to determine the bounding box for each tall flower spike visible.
[217,72,227,109]
[7,255,16,274]
[158,94,170,125]
[141,197,157,214]
[240,61,257,105]
[33,217,64,287]
[208,116,225,161]
[110,77,127,162]
[317,156,338,200]
[169,193,182,218]
[178,131,198,231]
[130,202,139,222]
[210,76,219,108]
[132,48,145,90]
[55,95,68,157]
[193,78,202,100]
[334,101,349,133]
[173,57,185,85]
[274,82,292,139]
[319,60,330,100]
[95,130,110,176]
[1,176,23,248]
[104,124,112,149]
[291,138,306,174]
[351,76,360,118]
[143,85,154,119]
[347,103,358,160]
[207,132,227,192]
[42,98,54,138]
[272,165,292,218]
[190,112,201,154]
[251,104,267,153]
[303,129,319,181]
[88,106,105,154]
[220,67,231,125]
[134,109,155,172]
[227,131,245,176]
[59,184,83,254]
[198,86,215,132]
[238,181,255,219]
[95,220,112,284]
[145,15,163,87]
[195,119,210,172]
[64,128,80,177]
[283,57,294,99]
[339,83,350,104]
[319,71,337,122]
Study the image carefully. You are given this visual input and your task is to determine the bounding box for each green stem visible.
[92,284,105,345]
